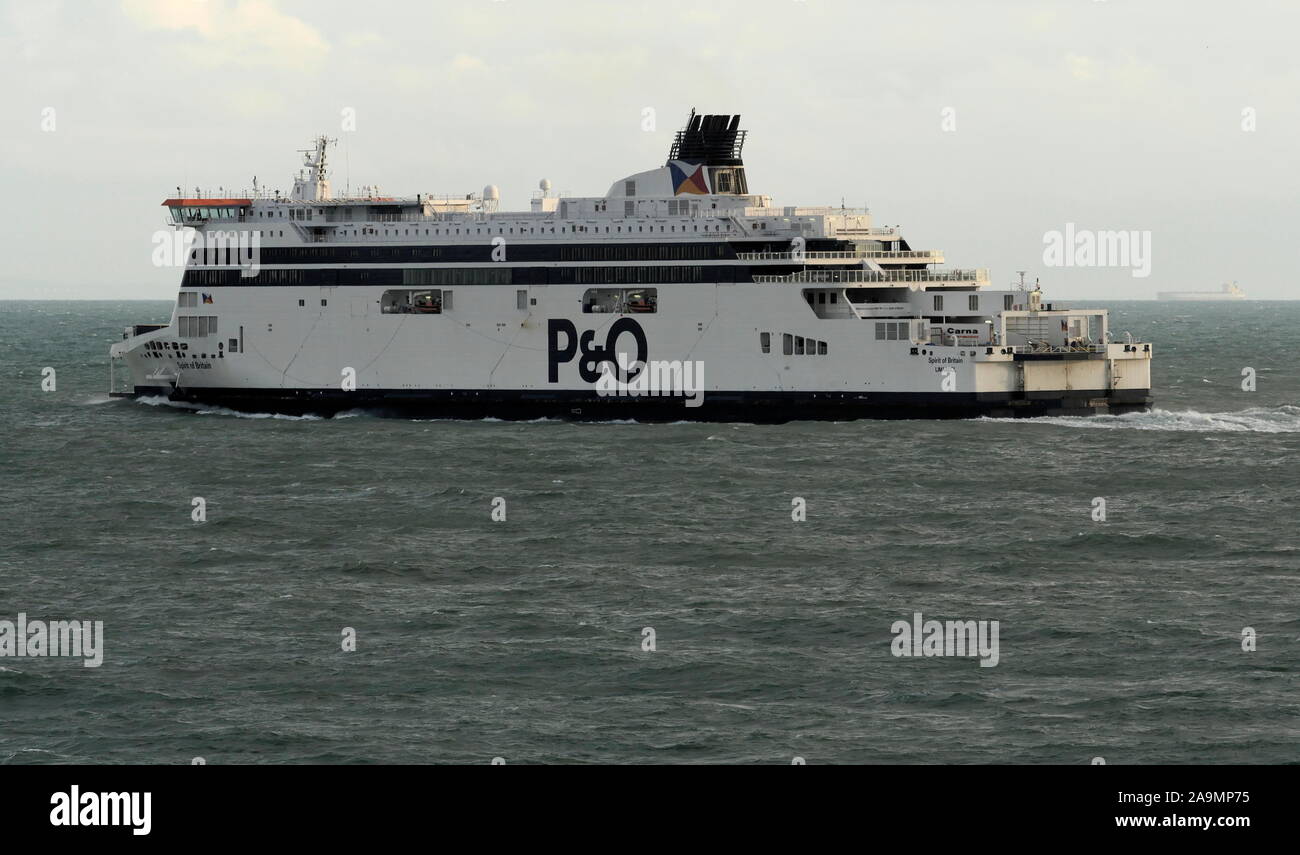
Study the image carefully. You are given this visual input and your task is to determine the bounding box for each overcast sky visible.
[2,0,1297,299]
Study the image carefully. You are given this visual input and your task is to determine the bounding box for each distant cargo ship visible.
[1158,282,1245,301]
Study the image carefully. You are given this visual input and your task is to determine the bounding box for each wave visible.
[133,396,326,421]
[988,406,1300,433]
[130,399,662,425]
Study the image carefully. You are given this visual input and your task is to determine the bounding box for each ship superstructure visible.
[110,112,1153,420]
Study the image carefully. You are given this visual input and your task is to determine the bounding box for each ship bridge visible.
[162,198,252,225]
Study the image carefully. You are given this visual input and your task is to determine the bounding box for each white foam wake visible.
[133,395,327,420]
[989,406,1300,433]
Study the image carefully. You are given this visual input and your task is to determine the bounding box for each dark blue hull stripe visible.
[132,386,1153,422]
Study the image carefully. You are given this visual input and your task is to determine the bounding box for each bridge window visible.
[760,332,770,353]
[794,336,805,355]
[178,316,217,338]
[783,334,793,355]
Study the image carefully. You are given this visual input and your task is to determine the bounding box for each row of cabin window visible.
[237,204,744,235]
[241,269,307,284]
[191,244,446,264]
[183,265,715,288]
[404,266,702,285]
[558,244,725,261]
[548,265,704,284]
[178,316,218,338]
[759,332,828,356]
[184,267,310,284]
[618,207,736,232]
[403,268,511,286]
[307,223,735,237]
[260,207,452,222]
[190,243,730,264]
[255,205,734,229]
[189,246,251,265]
[929,294,1014,312]
[802,292,1012,312]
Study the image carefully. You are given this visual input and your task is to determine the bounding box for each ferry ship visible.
[1158,282,1246,301]
[109,112,1153,421]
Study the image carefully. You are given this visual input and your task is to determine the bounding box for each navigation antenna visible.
[299,135,336,182]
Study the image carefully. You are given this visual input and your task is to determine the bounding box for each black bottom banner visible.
[3,764,1284,842]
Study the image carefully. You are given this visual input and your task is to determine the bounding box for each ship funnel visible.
[666,109,749,195]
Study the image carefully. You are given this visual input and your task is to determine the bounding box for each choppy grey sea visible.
[1,300,1297,764]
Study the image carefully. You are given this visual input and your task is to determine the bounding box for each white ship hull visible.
[109,116,1153,421]
[111,276,1152,421]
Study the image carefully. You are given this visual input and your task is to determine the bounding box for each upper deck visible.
[159,115,986,293]
[161,115,903,247]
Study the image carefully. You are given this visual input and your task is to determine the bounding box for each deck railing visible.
[738,250,943,262]
[753,268,989,284]
[1016,340,1108,354]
